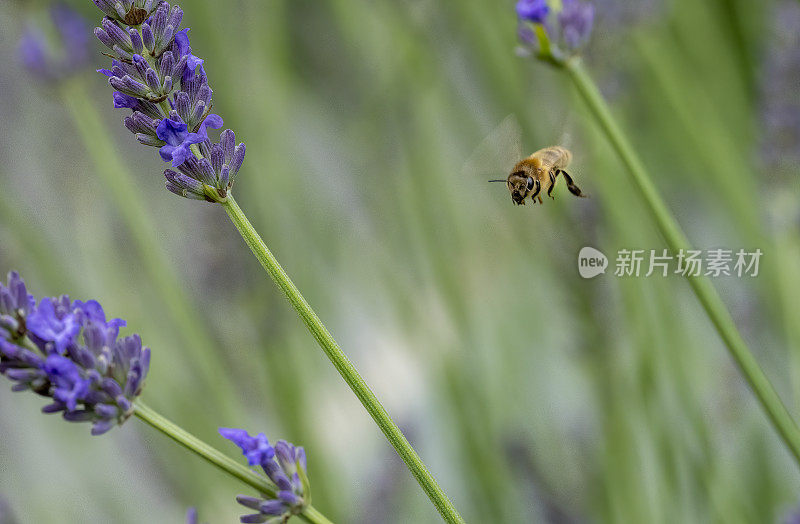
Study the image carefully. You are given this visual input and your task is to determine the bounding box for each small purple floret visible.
[174,29,206,81]
[157,115,223,167]
[516,0,550,23]
[222,429,310,521]
[219,428,275,466]
[26,297,80,355]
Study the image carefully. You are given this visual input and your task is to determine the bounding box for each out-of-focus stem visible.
[562,57,800,467]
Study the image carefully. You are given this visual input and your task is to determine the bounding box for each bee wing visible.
[553,109,578,150]
[556,122,574,151]
[461,114,523,180]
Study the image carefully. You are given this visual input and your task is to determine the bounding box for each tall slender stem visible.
[221,195,465,524]
[563,57,800,466]
[133,402,333,524]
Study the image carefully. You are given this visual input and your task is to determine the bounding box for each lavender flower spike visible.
[515,0,596,61]
[220,429,311,523]
[0,272,150,436]
[92,1,247,203]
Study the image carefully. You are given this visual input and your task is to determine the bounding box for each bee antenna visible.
[487,179,507,183]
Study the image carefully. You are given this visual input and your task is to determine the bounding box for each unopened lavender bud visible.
[159,51,175,78]
[109,76,147,98]
[159,25,175,55]
[165,170,207,200]
[145,69,161,92]
[141,22,155,53]
[231,144,246,175]
[101,18,132,52]
[259,500,286,516]
[124,110,158,134]
[128,27,144,55]
[167,5,184,31]
[94,27,114,48]
[130,54,148,77]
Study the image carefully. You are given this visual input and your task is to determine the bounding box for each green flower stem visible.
[562,57,800,466]
[133,401,274,495]
[300,506,333,524]
[133,402,333,524]
[221,195,465,524]
[60,79,241,416]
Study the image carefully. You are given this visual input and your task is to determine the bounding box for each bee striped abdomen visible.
[531,146,571,170]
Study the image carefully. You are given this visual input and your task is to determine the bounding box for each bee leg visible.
[547,171,557,199]
[529,179,541,204]
[559,170,586,198]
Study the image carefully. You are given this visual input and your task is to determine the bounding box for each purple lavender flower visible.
[558,0,595,49]
[515,0,596,59]
[174,29,206,82]
[220,429,310,523]
[26,297,81,355]
[219,428,275,466]
[17,4,91,82]
[164,130,246,201]
[92,1,246,202]
[0,272,150,436]
[0,271,34,318]
[157,115,223,167]
[516,0,550,23]
[186,507,199,524]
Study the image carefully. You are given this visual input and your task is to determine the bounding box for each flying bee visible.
[489,146,586,205]
[463,114,587,207]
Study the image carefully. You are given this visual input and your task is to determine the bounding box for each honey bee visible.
[489,146,586,205]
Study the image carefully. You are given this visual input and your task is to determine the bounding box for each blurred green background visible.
[1,0,799,522]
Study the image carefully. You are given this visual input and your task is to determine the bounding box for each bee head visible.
[507,171,534,205]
